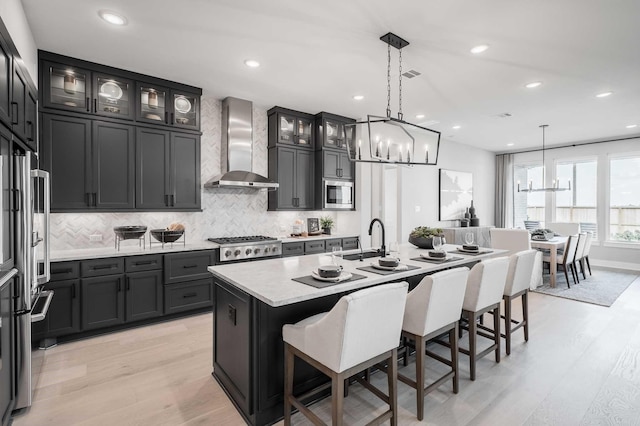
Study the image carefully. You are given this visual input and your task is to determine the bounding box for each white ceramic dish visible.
[174,96,192,113]
[370,263,408,271]
[420,253,449,261]
[100,81,123,100]
[311,270,353,282]
[457,247,480,253]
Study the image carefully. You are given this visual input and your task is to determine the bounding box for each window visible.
[556,159,597,236]
[609,156,640,242]
[514,163,544,228]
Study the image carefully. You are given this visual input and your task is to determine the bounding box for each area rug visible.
[532,267,639,307]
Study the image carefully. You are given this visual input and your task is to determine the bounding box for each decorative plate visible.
[281,117,293,132]
[100,81,123,100]
[370,263,406,271]
[174,96,192,113]
[311,271,352,282]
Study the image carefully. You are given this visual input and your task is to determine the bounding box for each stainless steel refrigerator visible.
[0,146,52,419]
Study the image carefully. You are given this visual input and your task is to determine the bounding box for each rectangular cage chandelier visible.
[345,32,441,166]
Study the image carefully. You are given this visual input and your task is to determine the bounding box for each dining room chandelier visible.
[345,32,441,166]
[518,124,571,192]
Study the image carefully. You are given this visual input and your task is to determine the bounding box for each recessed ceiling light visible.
[596,91,613,98]
[452,125,461,130]
[470,44,489,54]
[626,124,638,129]
[98,10,127,26]
[352,95,364,101]
[507,143,514,146]
[415,114,425,119]
[525,81,542,89]
[244,59,260,68]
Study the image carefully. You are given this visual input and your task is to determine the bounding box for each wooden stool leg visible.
[284,344,294,426]
[522,292,529,342]
[388,349,398,426]
[451,326,459,394]
[332,371,344,426]
[468,311,477,381]
[493,306,501,363]
[504,295,512,355]
[416,335,425,421]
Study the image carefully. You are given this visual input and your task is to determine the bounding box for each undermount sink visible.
[343,249,383,261]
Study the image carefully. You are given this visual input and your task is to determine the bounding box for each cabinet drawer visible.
[282,242,304,257]
[342,237,359,251]
[125,254,163,272]
[164,251,215,284]
[304,241,325,254]
[50,261,80,281]
[164,279,213,314]
[325,239,342,251]
[81,258,124,278]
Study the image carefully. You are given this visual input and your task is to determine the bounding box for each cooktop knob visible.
[271,246,279,252]
[264,247,270,253]
[245,248,252,255]
[225,250,232,257]
[254,248,261,254]
[234,249,241,256]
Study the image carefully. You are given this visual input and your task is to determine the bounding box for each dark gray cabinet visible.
[126,270,163,322]
[315,112,355,151]
[0,36,10,127]
[1,127,13,270]
[41,60,92,115]
[268,146,314,210]
[41,114,135,211]
[81,274,125,330]
[136,82,200,131]
[32,279,80,339]
[268,107,314,149]
[321,150,353,180]
[136,127,201,210]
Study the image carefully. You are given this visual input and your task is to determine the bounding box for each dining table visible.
[530,236,567,287]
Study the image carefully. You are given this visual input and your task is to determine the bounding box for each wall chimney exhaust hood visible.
[204,97,279,189]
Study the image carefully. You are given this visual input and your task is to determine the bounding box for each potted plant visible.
[408,226,445,249]
[320,216,334,235]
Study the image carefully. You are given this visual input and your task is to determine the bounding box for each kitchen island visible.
[207,243,506,425]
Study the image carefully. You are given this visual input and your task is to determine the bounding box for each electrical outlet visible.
[89,233,103,242]
[228,304,237,325]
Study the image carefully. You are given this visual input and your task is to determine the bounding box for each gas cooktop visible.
[207,235,277,245]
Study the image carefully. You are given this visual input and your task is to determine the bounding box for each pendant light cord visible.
[398,48,403,120]
[386,42,391,118]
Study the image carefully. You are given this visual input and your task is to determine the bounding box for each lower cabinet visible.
[165,279,213,315]
[126,270,164,322]
[81,274,126,330]
[32,279,81,341]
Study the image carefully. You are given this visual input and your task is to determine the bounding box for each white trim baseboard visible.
[591,259,640,272]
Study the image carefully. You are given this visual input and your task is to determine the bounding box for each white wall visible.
[512,137,640,270]
[0,0,37,84]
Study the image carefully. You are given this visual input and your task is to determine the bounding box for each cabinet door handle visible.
[86,97,90,112]
[126,277,130,291]
[134,260,156,266]
[170,112,174,125]
[92,192,97,207]
[183,293,197,298]
[182,264,198,269]
[165,111,169,124]
[117,278,122,292]
[93,264,117,270]
[165,194,169,206]
[93,98,97,113]
[72,284,76,299]
[11,102,18,124]
[170,194,175,206]
[85,192,92,206]
[52,268,74,274]
[27,121,34,141]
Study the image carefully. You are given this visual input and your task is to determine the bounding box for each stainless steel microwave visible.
[324,180,354,209]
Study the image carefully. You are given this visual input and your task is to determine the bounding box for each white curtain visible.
[495,153,514,228]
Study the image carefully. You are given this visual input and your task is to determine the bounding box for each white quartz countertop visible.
[208,243,507,307]
[279,234,357,243]
[51,241,219,262]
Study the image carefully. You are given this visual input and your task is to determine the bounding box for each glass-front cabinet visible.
[93,74,134,119]
[136,83,200,130]
[317,114,356,151]
[275,112,313,148]
[42,61,91,113]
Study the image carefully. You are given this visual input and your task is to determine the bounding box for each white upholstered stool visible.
[399,267,469,420]
[502,250,537,355]
[282,282,408,426]
[460,257,510,380]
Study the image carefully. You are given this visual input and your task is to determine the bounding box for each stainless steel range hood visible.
[204,97,279,189]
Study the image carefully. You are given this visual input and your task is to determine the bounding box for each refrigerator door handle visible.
[0,269,18,288]
[30,290,54,323]
[31,169,51,285]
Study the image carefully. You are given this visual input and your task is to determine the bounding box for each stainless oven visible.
[324,180,354,210]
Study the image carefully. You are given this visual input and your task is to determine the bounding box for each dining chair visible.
[459,257,510,381]
[398,267,469,420]
[490,228,542,289]
[523,220,541,231]
[582,232,594,276]
[283,282,408,426]
[574,232,588,280]
[543,234,579,287]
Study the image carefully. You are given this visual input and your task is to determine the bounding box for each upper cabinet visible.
[315,112,355,152]
[0,36,11,128]
[39,51,201,131]
[137,83,200,130]
[268,107,314,149]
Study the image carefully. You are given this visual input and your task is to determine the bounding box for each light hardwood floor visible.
[13,273,640,426]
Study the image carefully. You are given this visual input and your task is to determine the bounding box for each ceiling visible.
[20,0,640,152]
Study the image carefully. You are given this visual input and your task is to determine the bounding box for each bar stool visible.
[460,257,509,380]
[501,249,537,355]
[283,282,408,426]
[398,267,469,420]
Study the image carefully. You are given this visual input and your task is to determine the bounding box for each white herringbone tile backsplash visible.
[51,93,358,250]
